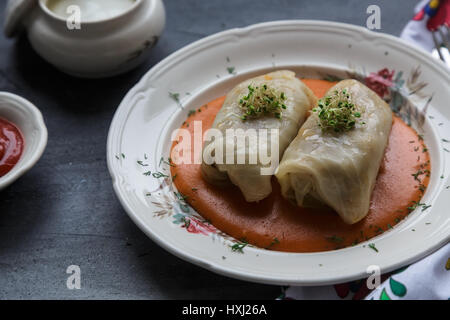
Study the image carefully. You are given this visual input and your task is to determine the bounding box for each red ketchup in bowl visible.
[0,118,24,178]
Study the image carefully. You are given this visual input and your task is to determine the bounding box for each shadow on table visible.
[8,35,160,116]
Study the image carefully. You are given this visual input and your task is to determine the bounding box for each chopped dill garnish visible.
[412,169,424,182]
[239,84,287,121]
[121,153,126,159]
[326,235,344,243]
[179,216,190,228]
[164,159,175,167]
[143,171,152,176]
[152,172,169,178]
[187,110,196,117]
[418,184,426,193]
[442,139,450,143]
[137,160,148,167]
[174,191,188,201]
[368,243,379,253]
[265,238,280,250]
[407,200,430,212]
[191,188,198,192]
[115,155,120,160]
[169,92,180,102]
[313,89,363,133]
[159,157,175,167]
[231,239,248,253]
[169,92,183,109]
[227,67,236,75]
[375,226,384,233]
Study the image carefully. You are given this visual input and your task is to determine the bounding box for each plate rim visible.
[107,20,450,286]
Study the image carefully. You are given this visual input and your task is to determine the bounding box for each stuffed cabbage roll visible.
[275,79,393,224]
[201,70,316,202]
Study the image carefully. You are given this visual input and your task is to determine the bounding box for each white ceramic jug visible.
[4,0,166,78]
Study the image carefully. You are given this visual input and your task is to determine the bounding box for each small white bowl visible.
[0,92,48,191]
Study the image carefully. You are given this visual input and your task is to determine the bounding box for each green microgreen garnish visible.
[313,89,363,133]
[239,84,287,121]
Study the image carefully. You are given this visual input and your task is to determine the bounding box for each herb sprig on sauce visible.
[239,84,287,121]
[313,89,363,133]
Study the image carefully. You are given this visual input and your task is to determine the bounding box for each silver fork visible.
[431,25,450,64]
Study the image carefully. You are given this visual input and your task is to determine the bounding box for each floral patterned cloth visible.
[400,0,449,52]
[366,244,450,300]
[280,244,449,300]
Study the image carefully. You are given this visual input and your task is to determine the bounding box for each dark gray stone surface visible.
[0,0,416,299]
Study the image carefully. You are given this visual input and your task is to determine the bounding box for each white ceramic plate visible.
[107,20,450,286]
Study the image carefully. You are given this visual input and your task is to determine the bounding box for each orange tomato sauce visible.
[171,79,430,252]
